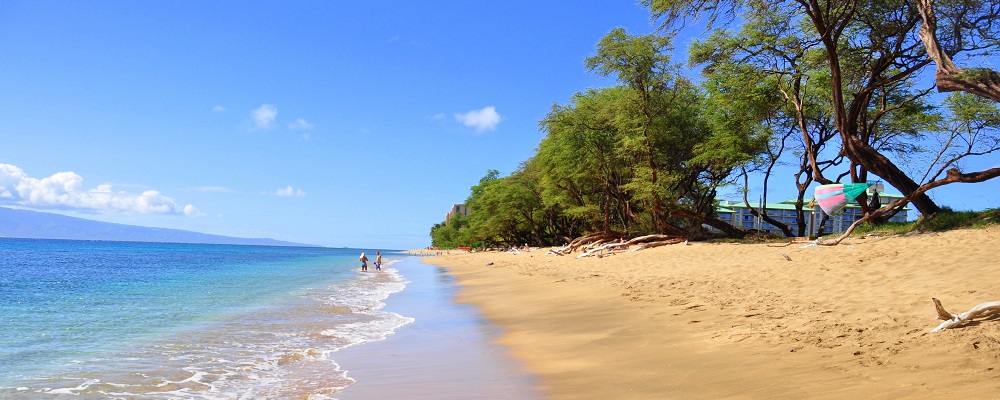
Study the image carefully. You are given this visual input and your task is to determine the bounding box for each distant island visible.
[0,207,318,247]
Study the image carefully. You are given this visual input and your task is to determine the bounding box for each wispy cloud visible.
[288,118,314,131]
[212,105,227,112]
[196,186,235,193]
[454,106,501,132]
[251,104,278,129]
[275,185,306,197]
[0,163,198,216]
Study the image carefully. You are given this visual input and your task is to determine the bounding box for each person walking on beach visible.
[360,252,368,272]
[375,252,382,271]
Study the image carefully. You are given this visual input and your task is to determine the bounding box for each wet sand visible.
[427,228,1000,399]
[333,258,542,399]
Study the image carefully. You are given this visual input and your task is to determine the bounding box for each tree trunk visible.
[841,135,941,216]
[806,3,942,218]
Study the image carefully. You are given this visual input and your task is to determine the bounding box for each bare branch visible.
[917,0,1000,102]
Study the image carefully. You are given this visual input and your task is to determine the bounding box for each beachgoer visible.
[360,252,368,271]
[375,252,382,271]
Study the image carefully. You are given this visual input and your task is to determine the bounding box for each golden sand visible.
[425,228,1000,399]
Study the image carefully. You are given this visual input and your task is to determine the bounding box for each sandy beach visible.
[426,228,1000,399]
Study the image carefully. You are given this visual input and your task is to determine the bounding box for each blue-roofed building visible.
[714,183,910,236]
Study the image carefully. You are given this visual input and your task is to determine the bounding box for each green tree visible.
[647,0,1000,221]
[538,87,634,235]
[585,28,751,236]
[429,213,468,249]
[462,170,508,247]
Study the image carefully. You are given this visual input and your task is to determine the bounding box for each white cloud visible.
[288,118,314,131]
[0,163,197,216]
[183,204,201,216]
[251,104,278,129]
[212,105,227,112]
[454,106,501,132]
[275,185,306,197]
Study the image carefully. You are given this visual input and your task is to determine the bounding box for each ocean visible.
[0,238,412,399]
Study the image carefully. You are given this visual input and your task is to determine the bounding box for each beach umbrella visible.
[814,183,870,215]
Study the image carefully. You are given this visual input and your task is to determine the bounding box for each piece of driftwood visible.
[624,234,678,245]
[817,216,870,246]
[549,233,685,256]
[930,298,1000,332]
[576,235,688,257]
[583,238,617,251]
[576,241,628,258]
[630,237,686,251]
[549,232,622,255]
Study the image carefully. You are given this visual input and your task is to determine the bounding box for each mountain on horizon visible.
[0,207,318,247]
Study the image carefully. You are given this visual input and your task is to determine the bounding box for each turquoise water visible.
[0,238,410,398]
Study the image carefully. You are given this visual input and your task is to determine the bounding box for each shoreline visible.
[333,258,542,399]
[426,228,1000,399]
[403,248,462,256]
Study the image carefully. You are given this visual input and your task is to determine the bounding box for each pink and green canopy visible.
[815,183,870,215]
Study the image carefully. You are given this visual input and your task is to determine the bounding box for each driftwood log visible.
[548,232,621,255]
[625,234,680,246]
[547,233,686,256]
[576,240,628,258]
[930,298,1000,332]
[577,235,686,257]
[624,235,683,251]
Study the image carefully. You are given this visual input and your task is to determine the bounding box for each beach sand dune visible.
[427,228,1000,399]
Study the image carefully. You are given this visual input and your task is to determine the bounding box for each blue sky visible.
[1,2,998,249]
[0,1,657,249]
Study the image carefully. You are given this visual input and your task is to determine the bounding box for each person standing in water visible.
[375,252,382,271]
[360,252,368,272]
